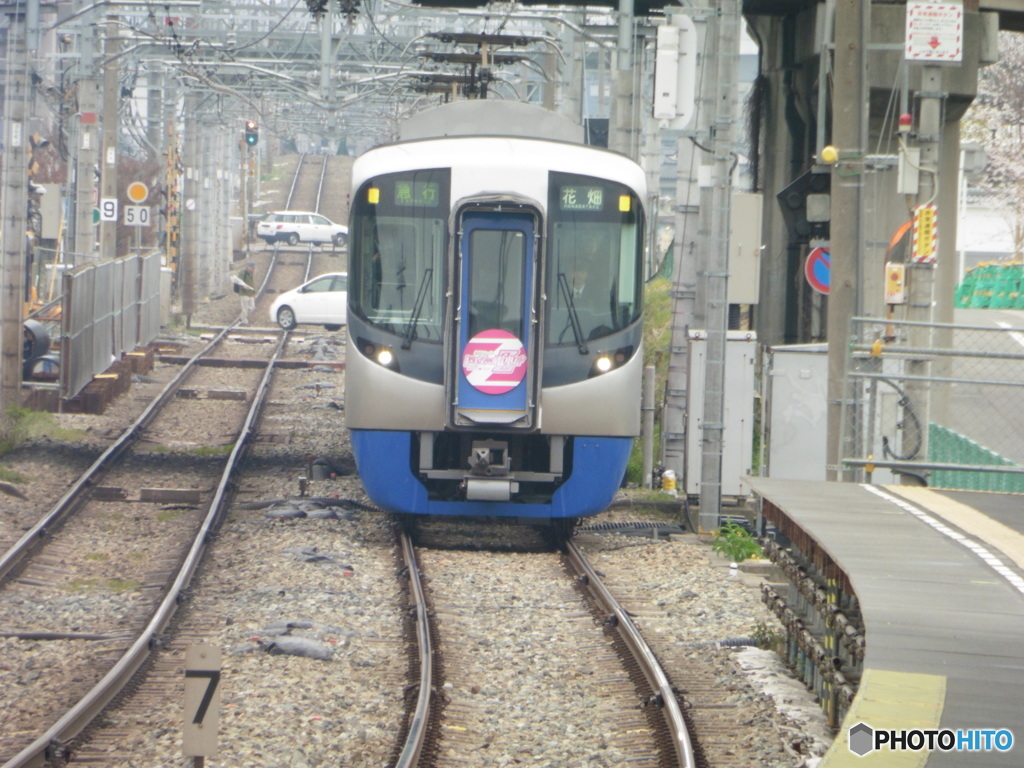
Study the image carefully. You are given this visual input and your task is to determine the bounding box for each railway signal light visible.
[244,120,258,147]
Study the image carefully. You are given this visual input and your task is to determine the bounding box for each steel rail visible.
[253,154,310,300]
[393,532,434,768]
[0,324,232,583]
[315,154,328,215]
[564,540,697,768]
[286,153,307,209]
[1,330,288,768]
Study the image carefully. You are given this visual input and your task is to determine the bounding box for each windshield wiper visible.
[557,272,589,354]
[401,268,433,349]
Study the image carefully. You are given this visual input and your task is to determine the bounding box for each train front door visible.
[450,209,538,428]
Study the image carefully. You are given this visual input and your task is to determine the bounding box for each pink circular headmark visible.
[461,329,528,395]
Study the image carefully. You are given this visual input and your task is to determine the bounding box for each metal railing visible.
[840,317,1024,490]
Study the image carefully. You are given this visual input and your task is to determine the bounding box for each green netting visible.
[956,262,1024,310]
[929,423,1024,493]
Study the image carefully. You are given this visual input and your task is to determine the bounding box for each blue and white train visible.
[345,101,645,528]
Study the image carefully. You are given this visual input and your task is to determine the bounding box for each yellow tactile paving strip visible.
[822,669,946,767]
[886,486,1024,571]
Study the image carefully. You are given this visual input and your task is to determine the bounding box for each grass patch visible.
[0,465,28,484]
[105,577,143,592]
[750,620,783,652]
[190,444,234,456]
[69,576,143,592]
[710,521,764,563]
[84,553,108,562]
[147,443,233,456]
[156,508,189,522]
[0,407,86,456]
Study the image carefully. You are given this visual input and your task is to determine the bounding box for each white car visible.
[270,273,348,331]
[256,210,348,247]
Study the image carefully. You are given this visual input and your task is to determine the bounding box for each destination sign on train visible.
[395,180,440,207]
[560,185,604,211]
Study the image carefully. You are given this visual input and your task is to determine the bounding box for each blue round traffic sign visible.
[805,246,830,294]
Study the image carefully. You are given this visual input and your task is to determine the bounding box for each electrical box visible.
[40,184,63,240]
[898,146,920,195]
[885,262,907,304]
[653,25,680,119]
[761,343,828,481]
[653,15,697,129]
[686,330,757,498]
[728,192,762,305]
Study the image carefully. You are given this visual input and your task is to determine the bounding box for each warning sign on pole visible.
[905,3,963,62]
[912,204,938,263]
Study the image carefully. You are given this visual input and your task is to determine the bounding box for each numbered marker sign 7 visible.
[183,644,221,757]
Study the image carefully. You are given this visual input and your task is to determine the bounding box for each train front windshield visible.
[350,167,642,346]
[350,169,450,343]
[547,171,643,344]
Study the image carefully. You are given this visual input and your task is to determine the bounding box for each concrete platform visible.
[747,478,1024,767]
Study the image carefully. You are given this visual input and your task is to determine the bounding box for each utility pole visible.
[74,17,99,261]
[99,16,120,262]
[698,0,740,533]
[826,0,868,481]
[198,115,212,297]
[320,0,338,153]
[0,4,33,413]
[611,0,634,157]
[180,95,199,321]
[903,65,944,473]
[660,8,705,488]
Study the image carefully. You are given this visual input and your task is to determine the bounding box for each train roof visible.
[353,102,646,199]
[398,101,585,144]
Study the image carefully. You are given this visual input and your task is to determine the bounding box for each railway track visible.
[0,330,285,767]
[393,521,696,767]
[57,336,403,768]
[575,535,813,767]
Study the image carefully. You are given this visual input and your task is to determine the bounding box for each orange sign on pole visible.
[127,181,149,203]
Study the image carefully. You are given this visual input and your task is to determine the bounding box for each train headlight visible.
[588,345,634,378]
[358,338,400,371]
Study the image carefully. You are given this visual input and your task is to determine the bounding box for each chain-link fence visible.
[840,317,1024,491]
